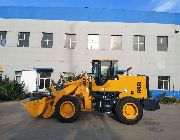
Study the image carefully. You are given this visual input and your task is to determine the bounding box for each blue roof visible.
[0,6,180,24]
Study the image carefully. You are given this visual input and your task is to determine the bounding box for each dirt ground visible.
[0,101,180,140]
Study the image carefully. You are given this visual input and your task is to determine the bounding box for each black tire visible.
[111,107,116,115]
[115,97,143,125]
[55,95,80,123]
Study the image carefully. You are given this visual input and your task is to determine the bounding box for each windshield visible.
[114,61,118,75]
[92,61,99,78]
[101,61,111,77]
[93,60,118,79]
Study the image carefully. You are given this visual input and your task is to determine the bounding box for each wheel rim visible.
[60,101,75,118]
[122,103,138,119]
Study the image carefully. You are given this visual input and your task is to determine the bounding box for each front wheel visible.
[115,97,143,125]
[55,96,80,123]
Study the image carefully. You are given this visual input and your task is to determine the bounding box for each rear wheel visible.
[111,107,116,115]
[55,96,80,123]
[115,97,143,125]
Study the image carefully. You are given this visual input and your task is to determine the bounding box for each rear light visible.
[146,76,150,98]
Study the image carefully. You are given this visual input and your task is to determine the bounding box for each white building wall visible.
[0,19,180,90]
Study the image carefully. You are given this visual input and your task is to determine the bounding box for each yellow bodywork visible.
[22,97,46,117]
[92,75,147,99]
[22,76,92,118]
[22,74,147,118]
[22,59,148,119]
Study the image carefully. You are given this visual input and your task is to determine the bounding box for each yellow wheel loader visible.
[22,59,160,125]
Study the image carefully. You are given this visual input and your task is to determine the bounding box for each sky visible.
[0,0,180,13]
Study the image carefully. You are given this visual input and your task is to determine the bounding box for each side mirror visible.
[127,67,132,74]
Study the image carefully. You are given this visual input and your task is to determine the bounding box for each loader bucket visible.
[22,97,47,117]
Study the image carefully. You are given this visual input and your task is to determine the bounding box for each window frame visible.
[41,32,53,48]
[0,72,2,81]
[133,35,145,51]
[64,33,76,49]
[158,76,170,90]
[88,34,99,50]
[15,71,22,84]
[110,35,122,50]
[38,72,51,90]
[17,32,30,47]
[0,31,7,47]
[157,36,168,51]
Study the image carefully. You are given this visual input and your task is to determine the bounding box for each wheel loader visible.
[22,59,160,125]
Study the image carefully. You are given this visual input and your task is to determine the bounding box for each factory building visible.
[0,6,180,91]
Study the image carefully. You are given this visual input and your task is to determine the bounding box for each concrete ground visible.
[0,101,180,140]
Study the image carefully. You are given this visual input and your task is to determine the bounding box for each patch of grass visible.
[160,96,177,104]
[159,92,180,104]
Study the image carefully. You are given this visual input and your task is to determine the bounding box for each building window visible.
[88,34,99,50]
[133,35,145,51]
[41,33,53,48]
[15,71,22,84]
[64,34,76,49]
[0,31,7,47]
[157,36,168,51]
[158,76,170,90]
[110,35,122,50]
[39,72,51,90]
[17,32,30,47]
[0,72,2,81]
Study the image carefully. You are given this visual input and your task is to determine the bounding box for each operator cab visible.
[92,59,118,86]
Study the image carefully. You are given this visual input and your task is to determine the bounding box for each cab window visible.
[114,61,118,75]
[92,61,99,78]
[101,61,111,78]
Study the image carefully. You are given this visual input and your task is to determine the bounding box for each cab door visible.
[92,60,117,86]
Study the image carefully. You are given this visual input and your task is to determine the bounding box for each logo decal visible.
[137,82,141,93]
